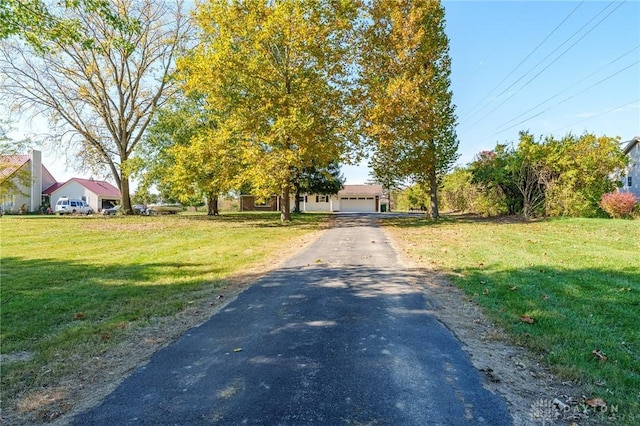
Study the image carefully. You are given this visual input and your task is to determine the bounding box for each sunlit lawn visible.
[0,212,327,414]
[383,215,640,424]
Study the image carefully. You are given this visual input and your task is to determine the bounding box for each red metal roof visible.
[43,177,121,197]
[0,154,30,181]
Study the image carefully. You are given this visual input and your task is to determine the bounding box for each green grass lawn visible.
[383,215,640,424]
[0,212,327,416]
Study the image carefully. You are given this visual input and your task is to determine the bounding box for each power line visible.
[460,1,625,133]
[490,46,640,135]
[460,1,585,124]
[544,98,640,136]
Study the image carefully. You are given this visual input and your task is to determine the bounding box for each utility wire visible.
[544,98,640,136]
[463,0,626,133]
[460,1,585,124]
[491,59,640,137]
[491,45,640,134]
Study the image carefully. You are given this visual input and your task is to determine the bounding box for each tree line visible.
[1,0,458,221]
[427,131,630,219]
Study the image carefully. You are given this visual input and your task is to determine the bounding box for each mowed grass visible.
[383,215,640,424]
[0,212,327,410]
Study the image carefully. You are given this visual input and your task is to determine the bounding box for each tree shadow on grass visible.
[1,256,228,354]
[445,264,640,417]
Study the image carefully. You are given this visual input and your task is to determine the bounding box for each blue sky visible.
[344,0,640,184]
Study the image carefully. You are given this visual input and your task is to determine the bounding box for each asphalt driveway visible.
[73,213,512,425]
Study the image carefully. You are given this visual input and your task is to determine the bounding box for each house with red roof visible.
[240,184,384,213]
[1,149,120,213]
[1,150,56,213]
[44,177,121,213]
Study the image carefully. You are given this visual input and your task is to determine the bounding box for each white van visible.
[55,197,94,215]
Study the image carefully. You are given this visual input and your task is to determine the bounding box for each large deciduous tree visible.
[0,0,137,51]
[360,0,458,219]
[137,93,243,216]
[179,0,359,222]
[0,0,189,214]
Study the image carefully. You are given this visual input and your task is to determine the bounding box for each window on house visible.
[628,176,633,187]
[316,195,328,202]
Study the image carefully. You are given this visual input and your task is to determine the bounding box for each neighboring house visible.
[239,195,281,212]
[1,150,56,213]
[44,178,121,213]
[0,149,121,213]
[239,185,383,213]
[618,136,640,198]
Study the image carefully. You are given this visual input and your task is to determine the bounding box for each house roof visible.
[622,136,640,155]
[0,154,30,182]
[338,184,383,196]
[44,177,121,197]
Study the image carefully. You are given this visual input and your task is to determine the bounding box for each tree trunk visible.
[428,171,440,219]
[120,178,133,215]
[207,193,219,216]
[281,186,291,222]
[294,187,301,213]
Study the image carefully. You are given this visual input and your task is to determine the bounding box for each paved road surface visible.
[73,214,512,425]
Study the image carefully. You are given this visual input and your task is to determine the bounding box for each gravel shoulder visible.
[384,224,595,426]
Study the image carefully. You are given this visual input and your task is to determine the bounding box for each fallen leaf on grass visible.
[509,286,518,291]
[541,294,549,300]
[483,288,489,295]
[520,315,535,324]
[592,349,607,362]
[585,398,607,409]
[73,312,84,320]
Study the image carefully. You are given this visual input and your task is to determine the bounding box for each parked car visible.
[103,204,149,215]
[133,204,148,215]
[55,197,93,215]
[102,205,121,215]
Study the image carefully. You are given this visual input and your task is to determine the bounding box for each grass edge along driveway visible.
[0,212,328,424]
[382,215,639,425]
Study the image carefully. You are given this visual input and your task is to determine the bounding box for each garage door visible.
[340,197,377,212]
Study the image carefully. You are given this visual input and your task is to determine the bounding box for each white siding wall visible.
[300,195,333,212]
[51,182,99,211]
[622,143,640,198]
[1,169,30,212]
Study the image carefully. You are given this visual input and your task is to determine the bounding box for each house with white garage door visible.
[240,185,383,213]
[299,184,383,213]
[44,178,121,213]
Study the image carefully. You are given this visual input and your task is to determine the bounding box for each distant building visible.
[0,149,121,213]
[618,136,640,198]
[239,185,384,213]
